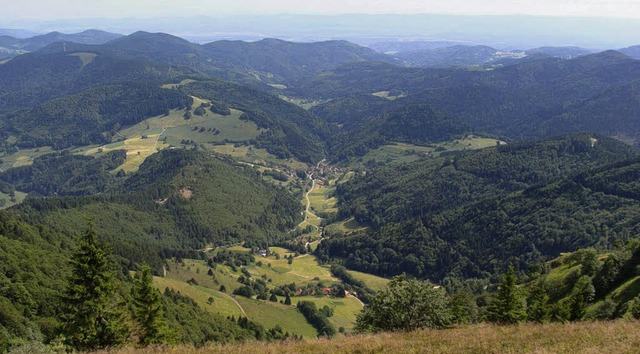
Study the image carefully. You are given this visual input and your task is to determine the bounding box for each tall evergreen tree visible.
[132,263,168,346]
[487,264,527,324]
[60,223,129,351]
[569,275,595,321]
[526,282,551,323]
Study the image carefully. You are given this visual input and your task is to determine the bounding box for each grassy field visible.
[346,270,389,292]
[0,191,27,209]
[210,144,308,171]
[361,136,502,165]
[79,97,264,173]
[290,296,363,331]
[308,182,338,215]
[68,52,97,68]
[371,91,405,100]
[157,244,387,337]
[233,297,317,337]
[119,100,263,146]
[161,79,198,89]
[82,132,168,173]
[98,320,640,354]
[278,95,327,110]
[325,217,367,235]
[0,146,55,169]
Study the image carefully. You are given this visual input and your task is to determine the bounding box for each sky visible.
[3,0,640,20]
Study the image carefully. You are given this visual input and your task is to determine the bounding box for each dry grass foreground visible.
[95,320,640,354]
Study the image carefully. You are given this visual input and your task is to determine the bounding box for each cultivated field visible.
[156,245,387,337]
[361,135,502,165]
[0,191,27,209]
[0,146,55,169]
[79,97,264,173]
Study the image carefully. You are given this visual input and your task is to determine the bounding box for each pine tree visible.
[284,293,292,305]
[569,275,595,321]
[526,282,551,323]
[487,264,527,324]
[132,263,168,346]
[61,224,129,351]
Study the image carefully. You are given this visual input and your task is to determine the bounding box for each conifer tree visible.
[526,282,551,323]
[132,263,168,345]
[487,264,527,324]
[61,224,129,351]
[569,275,595,321]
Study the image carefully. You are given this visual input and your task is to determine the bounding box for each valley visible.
[2,22,640,353]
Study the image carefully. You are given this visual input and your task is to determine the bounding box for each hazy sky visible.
[3,0,640,19]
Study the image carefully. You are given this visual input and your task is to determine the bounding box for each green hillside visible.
[0,51,201,113]
[317,134,640,280]
[9,149,302,267]
[3,83,192,149]
[152,244,382,337]
[176,80,328,163]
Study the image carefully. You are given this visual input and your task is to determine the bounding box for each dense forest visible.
[316,134,640,280]
[299,51,640,148]
[4,149,302,268]
[3,84,192,149]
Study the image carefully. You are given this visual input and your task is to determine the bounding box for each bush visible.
[355,275,452,332]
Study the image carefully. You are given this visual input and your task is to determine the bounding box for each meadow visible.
[155,245,388,337]
[360,135,502,165]
[97,320,640,354]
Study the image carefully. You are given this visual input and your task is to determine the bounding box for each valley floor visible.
[96,320,640,354]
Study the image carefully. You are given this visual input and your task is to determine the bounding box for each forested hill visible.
[0,29,122,59]
[201,38,397,83]
[38,31,398,87]
[0,209,268,352]
[176,79,329,163]
[0,29,121,52]
[316,134,640,280]
[0,51,201,113]
[300,51,640,147]
[12,149,302,267]
[2,83,193,149]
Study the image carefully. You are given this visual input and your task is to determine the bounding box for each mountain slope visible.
[0,51,201,113]
[21,29,122,51]
[395,45,524,68]
[0,29,121,60]
[304,51,640,154]
[38,32,399,88]
[203,38,397,83]
[317,134,640,280]
[13,149,302,266]
[176,79,328,163]
[2,83,192,148]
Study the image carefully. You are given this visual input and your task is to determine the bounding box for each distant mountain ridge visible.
[394,45,526,68]
[37,31,399,86]
[202,38,397,82]
[298,50,640,151]
[0,29,122,58]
